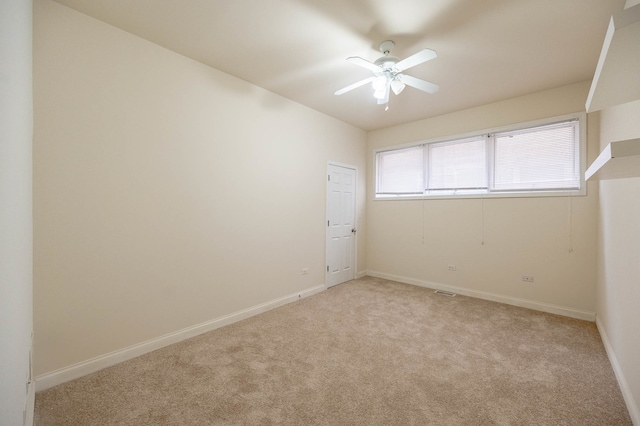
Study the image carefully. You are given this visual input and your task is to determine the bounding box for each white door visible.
[326,164,356,287]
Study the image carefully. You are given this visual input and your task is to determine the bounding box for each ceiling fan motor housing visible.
[374,56,400,73]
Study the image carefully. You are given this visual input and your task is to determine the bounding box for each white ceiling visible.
[52,0,625,131]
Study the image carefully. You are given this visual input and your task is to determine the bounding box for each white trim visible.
[35,284,326,391]
[596,316,640,425]
[366,270,595,322]
[24,380,35,426]
[355,270,368,279]
[373,188,583,201]
[25,335,35,425]
[327,160,358,171]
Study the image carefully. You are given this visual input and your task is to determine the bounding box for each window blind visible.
[427,136,487,191]
[492,120,580,191]
[377,145,424,194]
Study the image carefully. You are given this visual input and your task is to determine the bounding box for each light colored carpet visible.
[35,277,632,425]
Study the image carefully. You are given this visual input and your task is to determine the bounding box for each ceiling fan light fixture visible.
[391,79,405,95]
[373,88,387,100]
[372,75,388,100]
[372,75,387,91]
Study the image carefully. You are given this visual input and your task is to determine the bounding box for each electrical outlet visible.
[448,265,456,271]
[522,275,534,282]
[301,268,309,275]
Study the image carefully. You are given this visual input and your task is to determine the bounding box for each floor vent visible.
[434,290,456,297]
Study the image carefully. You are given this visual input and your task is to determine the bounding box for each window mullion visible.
[423,144,429,195]
[487,133,495,193]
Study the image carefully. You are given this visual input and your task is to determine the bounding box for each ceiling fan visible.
[335,40,439,108]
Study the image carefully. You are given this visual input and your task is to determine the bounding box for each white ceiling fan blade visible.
[346,56,381,73]
[334,76,375,96]
[395,49,437,72]
[398,74,439,94]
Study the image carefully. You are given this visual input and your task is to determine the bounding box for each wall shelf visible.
[585,138,640,180]
[586,3,640,113]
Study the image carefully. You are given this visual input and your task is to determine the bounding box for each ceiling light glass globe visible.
[372,75,387,91]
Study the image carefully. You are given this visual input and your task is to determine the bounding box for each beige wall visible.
[596,99,640,423]
[0,0,34,423]
[366,82,599,317]
[32,6,639,423]
[33,0,366,377]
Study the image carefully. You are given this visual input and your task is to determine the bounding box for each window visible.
[427,136,487,192]
[375,114,585,199]
[377,146,423,195]
[493,121,580,191]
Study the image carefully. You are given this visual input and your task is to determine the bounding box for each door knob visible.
[351,228,357,233]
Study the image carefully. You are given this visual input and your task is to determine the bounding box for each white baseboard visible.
[355,270,367,279]
[35,284,326,392]
[365,270,596,322]
[596,316,640,426]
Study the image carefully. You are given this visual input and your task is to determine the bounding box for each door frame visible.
[326,161,358,288]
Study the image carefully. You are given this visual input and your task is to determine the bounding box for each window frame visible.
[373,112,587,200]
